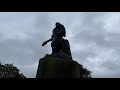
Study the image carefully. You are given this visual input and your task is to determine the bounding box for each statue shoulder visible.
[60,24,65,29]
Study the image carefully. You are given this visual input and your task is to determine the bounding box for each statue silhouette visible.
[42,22,72,60]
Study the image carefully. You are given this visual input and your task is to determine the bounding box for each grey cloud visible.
[0,12,120,78]
[68,12,120,78]
[0,12,52,78]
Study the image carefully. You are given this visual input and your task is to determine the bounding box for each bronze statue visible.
[42,22,72,60]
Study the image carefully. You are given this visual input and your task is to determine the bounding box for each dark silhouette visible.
[42,22,72,60]
[37,22,92,78]
[0,62,26,78]
[36,57,92,78]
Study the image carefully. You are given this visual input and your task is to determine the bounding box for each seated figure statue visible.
[42,22,72,60]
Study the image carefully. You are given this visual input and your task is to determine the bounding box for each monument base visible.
[44,52,72,60]
[36,56,91,78]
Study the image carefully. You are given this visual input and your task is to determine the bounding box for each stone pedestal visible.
[36,57,91,78]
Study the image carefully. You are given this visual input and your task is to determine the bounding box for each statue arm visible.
[42,37,52,46]
[46,38,52,42]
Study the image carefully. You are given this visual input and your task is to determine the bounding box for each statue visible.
[42,22,72,60]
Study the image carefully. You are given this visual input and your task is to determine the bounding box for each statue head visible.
[55,22,61,27]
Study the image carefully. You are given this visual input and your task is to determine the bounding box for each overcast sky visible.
[0,12,120,78]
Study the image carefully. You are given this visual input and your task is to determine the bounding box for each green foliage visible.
[79,64,92,78]
[0,62,26,78]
